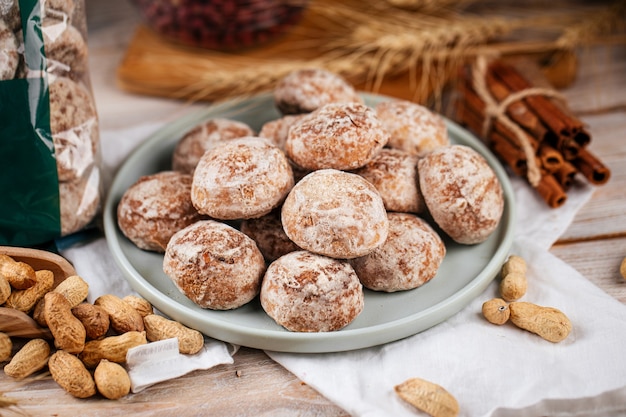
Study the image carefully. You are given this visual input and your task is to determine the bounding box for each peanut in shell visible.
[0,254,36,290]
[509,301,572,343]
[48,350,97,398]
[3,338,50,379]
[395,377,459,417]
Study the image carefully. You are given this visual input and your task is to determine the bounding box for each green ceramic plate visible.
[103,93,516,353]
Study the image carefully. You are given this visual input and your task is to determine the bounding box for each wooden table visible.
[1,1,625,415]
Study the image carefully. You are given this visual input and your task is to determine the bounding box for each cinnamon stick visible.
[535,175,568,208]
[454,98,480,133]
[456,79,565,208]
[575,128,592,149]
[526,57,592,150]
[573,147,611,185]
[488,61,584,159]
[553,160,578,190]
[490,131,531,177]
[456,100,534,178]
[454,58,611,209]
[484,70,554,144]
[537,143,564,174]
[458,82,540,152]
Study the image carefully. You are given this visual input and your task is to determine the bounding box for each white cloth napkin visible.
[61,120,626,416]
[266,179,626,416]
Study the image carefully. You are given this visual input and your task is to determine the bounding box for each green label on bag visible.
[0,79,59,245]
[0,0,60,246]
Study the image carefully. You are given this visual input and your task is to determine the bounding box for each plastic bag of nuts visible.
[0,0,102,246]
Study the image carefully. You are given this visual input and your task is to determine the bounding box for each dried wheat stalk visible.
[556,0,626,48]
[306,0,515,101]
[117,0,626,103]
[0,392,27,416]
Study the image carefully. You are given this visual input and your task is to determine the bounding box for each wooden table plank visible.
[0,347,349,416]
[564,46,626,116]
[557,111,626,242]
[551,237,626,304]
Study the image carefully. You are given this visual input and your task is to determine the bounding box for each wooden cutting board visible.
[117,25,450,104]
[116,8,578,106]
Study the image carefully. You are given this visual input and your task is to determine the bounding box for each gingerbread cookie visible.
[163,220,266,310]
[117,171,203,252]
[281,169,389,259]
[239,210,300,262]
[49,76,99,181]
[191,137,294,220]
[59,167,100,236]
[261,250,364,332]
[352,148,425,214]
[0,19,18,80]
[1,3,21,32]
[42,20,88,79]
[172,118,255,175]
[42,0,76,21]
[418,144,504,244]
[350,213,445,292]
[285,102,389,171]
[273,68,362,115]
[258,114,305,151]
[376,99,449,156]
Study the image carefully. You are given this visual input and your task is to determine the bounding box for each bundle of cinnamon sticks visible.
[454,58,610,208]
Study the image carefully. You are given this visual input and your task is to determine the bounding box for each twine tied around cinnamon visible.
[470,56,567,187]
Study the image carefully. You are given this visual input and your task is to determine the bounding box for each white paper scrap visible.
[126,337,234,393]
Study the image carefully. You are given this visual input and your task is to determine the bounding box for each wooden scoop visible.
[0,245,76,288]
[0,307,53,339]
[0,246,76,339]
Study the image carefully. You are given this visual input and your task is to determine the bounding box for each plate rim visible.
[103,92,516,353]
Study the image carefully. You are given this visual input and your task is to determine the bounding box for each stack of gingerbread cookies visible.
[117,68,505,333]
